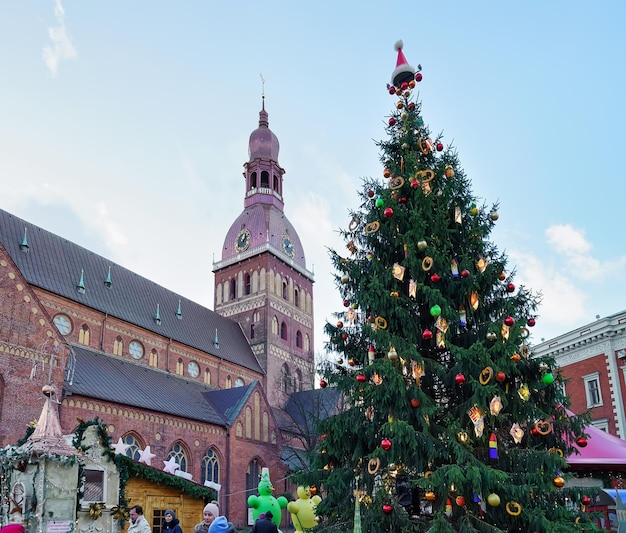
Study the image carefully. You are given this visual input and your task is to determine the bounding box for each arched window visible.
[149,349,158,367]
[245,406,252,439]
[251,171,257,189]
[271,316,279,335]
[79,324,90,346]
[113,336,123,356]
[167,443,188,472]
[201,448,220,486]
[244,273,251,295]
[204,368,211,385]
[226,375,232,388]
[229,278,237,300]
[122,434,142,461]
[176,358,183,375]
[296,330,303,348]
[280,322,288,340]
[273,174,279,192]
[261,170,269,188]
[282,280,288,300]
[294,369,303,392]
[253,310,260,322]
[281,363,291,393]
[304,333,310,351]
[262,411,269,442]
[250,324,255,339]
[246,459,261,499]
[294,287,300,308]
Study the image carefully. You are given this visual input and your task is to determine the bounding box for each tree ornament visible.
[489,432,498,459]
[487,493,501,507]
[382,503,393,515]
[387,347,398,361]
[504,316,515,327]
[510,423,524,443]
[582,495,591,506]
[542,372,555,384]
[495,371,506,382]
[576,436,588,448]
[383,168,391,178]
[527,317,536,327]
[348,358,356,366]
[444,165,455,178]
[410,398,420,408]
[415,72,423,82]
[343,299,350,307]
[381,438,392,451]
[425,491,436,502]
[445,498,453,517]
[461,268,470,278]
[422,329,433,340]
[470,204,479,216]
[430,304,441,317]
[436,141,444,151]
[489,210,499,221]
[455,373,466,385]
[486,332,497,342]
[336,320,344,328]
[341,274,349,284]
[490,395,503,415]
[388,117,396,126]
[375,197,384,208]
[553,476,565,488]
[367,189,375,198]
[319,380,327,388]
[384,207,394,218]
[505,501,522,516]
[430,273,441,283]
[368,345,375,364]
[455,496,466,507]
[410,178,420,189]
[356,374,366,383]
[450,259,459,278]
[459,305,467,327]
[506,283,515,293]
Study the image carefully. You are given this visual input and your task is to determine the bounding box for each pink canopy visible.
[567,420,626,471]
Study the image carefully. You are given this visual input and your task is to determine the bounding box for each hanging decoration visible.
[454,206,462,224]
[489,432,498,459]
[489,395,503,415]
[435,316,448,348]
[392,263,406,280]
[409,279,417,297]
[468,406,485,437]
[459,305,467,327]
[510,423,524,444]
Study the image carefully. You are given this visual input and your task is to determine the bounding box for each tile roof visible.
[0,208,264,374]
[201,382,257,425]
[66,343,229,425]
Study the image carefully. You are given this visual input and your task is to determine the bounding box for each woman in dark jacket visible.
[163,509,183,533]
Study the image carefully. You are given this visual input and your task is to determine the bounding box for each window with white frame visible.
[591,418,609,432]
[582,371,603,408]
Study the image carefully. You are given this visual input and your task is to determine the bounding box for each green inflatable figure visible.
[287,486,322,532]
[247,467,288,529]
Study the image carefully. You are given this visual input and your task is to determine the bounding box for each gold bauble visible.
[425,491,436,502]
[553,476,565,488]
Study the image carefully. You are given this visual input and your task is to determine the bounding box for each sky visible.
[1,2,625,361]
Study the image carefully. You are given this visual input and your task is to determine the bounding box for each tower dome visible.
[248,103,280,162]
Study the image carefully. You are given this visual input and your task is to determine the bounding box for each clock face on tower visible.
[235,229,251,252]
[282,235,294,257]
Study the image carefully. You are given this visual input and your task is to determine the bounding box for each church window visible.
[280,321,288,340]
[149,349,158,367]
[244,273,251,295]
[176,358,183,375]
[167,442,188,472]
[271,316,279,335]
[251,172,257,188]
[281,363,291,393]
[295,369,303,392]
[122,434,142,460]
[282,280,288,300]
[229,278,237,300]
[262,411,269,442]
[204,368,211,385]
[246,459,261,496]
[296,330,303,348]
[254,392,261,440]
[215,282,223,305]
[201,448,220,486]
[294,287,300,307]
[245,406,252,438]
[261,170,269,188]
[226,375,232,388]
[113,336,123,356]
[79,324,90,346]
[250,324,255,339]
[253,310,260,322]
[273,174,279,192]
[235,377,245,387]
[304,333,310,351]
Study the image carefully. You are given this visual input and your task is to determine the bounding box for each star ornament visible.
[163,457,180,474]
[112,437,130,455]
[138,446,156,466]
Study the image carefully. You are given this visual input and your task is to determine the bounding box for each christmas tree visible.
[296,41,599,533]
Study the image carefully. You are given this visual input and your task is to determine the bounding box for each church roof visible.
[66,344,229,425]
[0,208,264,375]
[248,103,279,162]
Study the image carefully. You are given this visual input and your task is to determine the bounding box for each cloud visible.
[42,0,77,77]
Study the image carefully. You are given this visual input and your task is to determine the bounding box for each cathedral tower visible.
[213,99,315,409]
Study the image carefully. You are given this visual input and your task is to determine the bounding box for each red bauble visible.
[381,438,392,451]
[310,486,318,496]
[455,373,466,385]
[341,333,348,341]
[436,142,444,152]
[506,283,515,293]
[399,197,407,204]
[408,102,416,111]
[384,207,394,218]
[504,316,515,327]
[388,117,396,126]
[461,269,470,278]
[430,273,441,283]
[527,317,536,327]
[356,373,366,383]
[388,86,396,95]
[495,371,506,382]
[410,179,420,189]
[576,436,588,448]
[367,189,375,198]
[455,496,466,507]
[401,81,409,90]
[382,503,393,515]
[530,427,539,436]
[422,329,433,340]
[582,495,591,506]
[410,398,420,408]
[319,380,327,389]
[415,72,423,82]
[343,299,350,307]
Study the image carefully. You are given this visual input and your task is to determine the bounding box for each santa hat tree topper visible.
[391,39,419,88]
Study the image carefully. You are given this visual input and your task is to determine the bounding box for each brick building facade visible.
[0,101,315,530]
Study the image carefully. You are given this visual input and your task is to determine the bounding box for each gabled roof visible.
[66,344,228,426]
[283,388,341,428]
[0,208,263,374]
[202,382,258,425]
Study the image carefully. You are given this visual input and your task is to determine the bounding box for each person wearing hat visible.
[251,511,277,533]
[194,501,220,533]
[162,509,183,533]
[207,516,237,533]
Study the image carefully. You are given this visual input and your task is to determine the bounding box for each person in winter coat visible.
[0,513,26,533]
[194,501,220,533]
[128,505,152,533]
[251,511,278,533]
[162,509,183,533]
